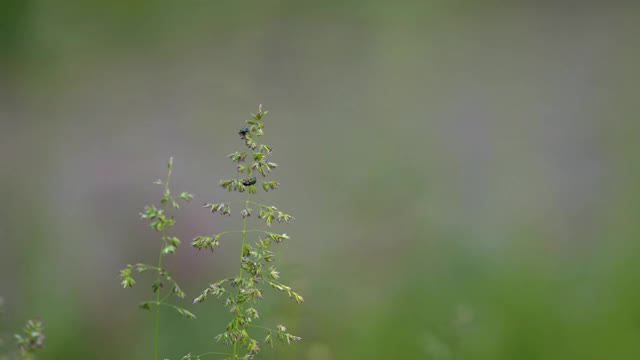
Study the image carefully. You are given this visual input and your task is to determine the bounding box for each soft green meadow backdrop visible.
[1,1,639,359]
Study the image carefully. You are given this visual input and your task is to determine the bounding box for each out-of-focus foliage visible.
[1,1,639,359]
[15,320,45,357]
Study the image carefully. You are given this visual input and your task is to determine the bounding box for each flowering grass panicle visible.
[118,106,302,360]
[119,157,195,360]
[190,105,303,360]
[13,319,45,359]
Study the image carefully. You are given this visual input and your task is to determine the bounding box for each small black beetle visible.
[242,177,257,186]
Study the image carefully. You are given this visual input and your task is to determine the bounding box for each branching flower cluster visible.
[119,157,195,360]
[0,298,44,359]
[191,105,302,360]
[14,320,45,358]
[118,106,302,360]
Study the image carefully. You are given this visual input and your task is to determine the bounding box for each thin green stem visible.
[233,192,251,360]
[153,233,164,360]
[249,324,275,332]
[160,291,172,303]
[154,163,172,360]
[214,229,273,237]
[182,351,233,359]
[223,200,270,208]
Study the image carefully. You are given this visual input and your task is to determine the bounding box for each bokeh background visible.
[1,1,640,359]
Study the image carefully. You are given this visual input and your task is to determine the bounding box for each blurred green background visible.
[1,1,640,359]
